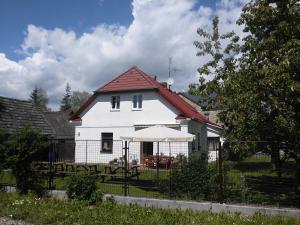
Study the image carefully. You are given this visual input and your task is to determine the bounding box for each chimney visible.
[160,82,168,88]
[151,75,157,80]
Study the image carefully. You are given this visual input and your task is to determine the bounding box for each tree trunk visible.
[271,143,282,178]
[295,159,300,194]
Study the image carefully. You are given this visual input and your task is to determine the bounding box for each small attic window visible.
[132,95,142,110]
[111,96,120,110]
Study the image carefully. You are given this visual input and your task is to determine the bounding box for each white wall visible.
[79,91,180,128]
[75,127,131,164]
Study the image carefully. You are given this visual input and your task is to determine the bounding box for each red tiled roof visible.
[70,66,213,124]
[96,67,158,93]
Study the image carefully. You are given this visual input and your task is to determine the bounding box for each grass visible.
[0,170,15,186]
[223,155,299,207]
[52,167,170,198]
[0,192,299,225]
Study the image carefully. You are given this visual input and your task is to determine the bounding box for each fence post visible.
[123,141,129,196]
[240,175,246,202]
[48,139,54,190]
[156,142,160,183]
[85,140,88,165]
[169,143,172,199]
[218,141,224,203]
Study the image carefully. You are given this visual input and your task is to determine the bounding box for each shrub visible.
[169,154,218,201]
[66,173,102,204]
[0,129,7,172]
[89,189,103,204]
[4,126,47,195]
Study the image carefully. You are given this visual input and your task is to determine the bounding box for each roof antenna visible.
[167,57,174,90]
[167,57,181,90]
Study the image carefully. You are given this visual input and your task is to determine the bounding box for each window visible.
[111,96,120,110]
[101,133,113,153]
[132,95,142,109]
[208,137,219,151]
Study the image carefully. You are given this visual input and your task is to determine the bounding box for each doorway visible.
[141,142,153,164]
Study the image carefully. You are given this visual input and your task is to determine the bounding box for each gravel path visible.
[0,218,34,225]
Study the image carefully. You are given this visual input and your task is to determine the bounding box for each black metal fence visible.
[1,139,300,208]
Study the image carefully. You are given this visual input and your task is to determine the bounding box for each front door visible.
[141,142,153,164]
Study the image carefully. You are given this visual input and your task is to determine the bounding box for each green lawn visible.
[223,155,299,207]
[0,192,299,225]
[1,156,299,207]
[0,167,170,199]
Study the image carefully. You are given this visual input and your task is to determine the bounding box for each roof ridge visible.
[96,66,144,92]
[133,66,159,87]
[0,95,31,103]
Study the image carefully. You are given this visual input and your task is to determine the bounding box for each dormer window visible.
[132,95,142,110]
[111,96,120,110]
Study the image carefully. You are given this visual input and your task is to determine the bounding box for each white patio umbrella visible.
[120,125,195,142]
[120,125,195,180]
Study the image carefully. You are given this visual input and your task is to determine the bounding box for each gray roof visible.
[179,92,221,110]
[0,96,55,136]
[44,111,75,139]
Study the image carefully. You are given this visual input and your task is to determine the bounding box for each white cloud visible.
[0,0,248,110]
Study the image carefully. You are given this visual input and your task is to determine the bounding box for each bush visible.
[0,129,7,172]
[169,154,218,201]
[3,126,47,195]
[66,173,102,204]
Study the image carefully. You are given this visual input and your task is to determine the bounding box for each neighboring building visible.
[70,66,215,164]
[178,92,223,126]
[44,111,75,140]
[0,96,55,136]
[44,111,76,162]
[178,92,224,161]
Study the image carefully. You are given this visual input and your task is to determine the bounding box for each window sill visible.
[100,151,113,154]
[110,109,120,112]
[132,108,142,111]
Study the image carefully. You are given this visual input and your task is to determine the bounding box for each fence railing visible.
[1,139,299,208]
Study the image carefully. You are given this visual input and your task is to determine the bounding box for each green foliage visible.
[0,192,299,225]
[169,154,218,201]
[0,129,7,171]
[66,173,101,204]
[60,83,72,111]
[191,1,300,171]
[190,16,240,110]
[70,91,91,112]
[4,126,47,194]
[29,86,49,111]
[219,0,300,166]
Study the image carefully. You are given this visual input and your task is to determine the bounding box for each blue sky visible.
[0,0,215,61]
[0,0,133,60]
[0,0,246,109]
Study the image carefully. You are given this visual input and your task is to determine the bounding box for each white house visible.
[70,66,217,164]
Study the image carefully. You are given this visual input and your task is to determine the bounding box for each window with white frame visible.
[132,95,142,109]
[101,133,113,153]
[208,137,219,151]
[111,96,120,110]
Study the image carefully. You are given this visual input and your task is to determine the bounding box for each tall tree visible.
[192,1,300,177]
[189,16,240,110]
[29,86,49,111]
[60,83,72,111]
[224,0,300,176]
[70,91,91,112]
